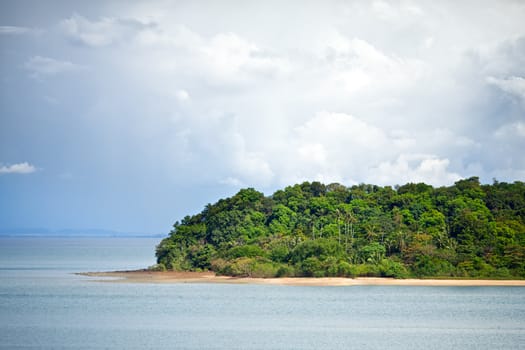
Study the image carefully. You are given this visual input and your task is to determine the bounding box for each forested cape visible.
[156,178,525,279]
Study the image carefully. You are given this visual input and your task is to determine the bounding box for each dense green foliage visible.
[156,178,525,279]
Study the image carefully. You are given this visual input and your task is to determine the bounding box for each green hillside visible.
[155,177,525,279]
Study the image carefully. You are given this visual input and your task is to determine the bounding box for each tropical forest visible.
[155,177,525,279]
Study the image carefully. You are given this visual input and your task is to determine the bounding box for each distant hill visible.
[156,177,525,279]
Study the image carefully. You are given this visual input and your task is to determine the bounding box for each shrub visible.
[352,264,380,277]
[250,260,280,278]
[275,264,296,277]
[228,257,255,276]
[269,245,290,263]
[378,259,409,278]
[210,258,229,274]
[491,267,511,279]
[188,244,217,269]
[324,257,340,277]
[214,257,281,278]
[290,239,343,264]
[299,257,325,277]
[227,245,266,259]
[337,261,355,278]
[413,255,455,277]
[148,263,167,272]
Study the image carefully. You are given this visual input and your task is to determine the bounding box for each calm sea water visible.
[1,237,524,350]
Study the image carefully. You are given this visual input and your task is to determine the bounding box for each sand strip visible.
[77,271,525,286]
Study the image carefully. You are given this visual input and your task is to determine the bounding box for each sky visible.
[1,0,524,234]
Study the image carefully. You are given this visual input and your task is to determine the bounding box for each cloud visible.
[302,31,428,110]
[276,112,462,186]
[487,76,525,101]
[174,89,190,102]
[369,155,462,186]
[477,37,525,77]
[494,121,525,139]
[201,32,291,82]
[117,21,293,88]
[4,1,525,233]
[60,14,154,47]
[17,3,525,191]
[371,1,424,21]
[290,111,390,179]
[79,10,521,189]
[192,113,275,186]
[24,56,83,77]
[169,110,464,188]
[0,162,37,175]
[0,26,31,34]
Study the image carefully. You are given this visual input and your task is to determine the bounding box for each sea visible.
[0,236,524,350]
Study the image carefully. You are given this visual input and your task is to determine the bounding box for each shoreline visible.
[78,270,525,286]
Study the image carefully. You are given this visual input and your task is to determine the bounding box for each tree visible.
[155,180,525,278]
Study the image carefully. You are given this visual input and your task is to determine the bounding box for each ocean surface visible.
[1,237,524,350]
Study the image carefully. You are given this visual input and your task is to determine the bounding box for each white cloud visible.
[294,112,388,156]
[134,24,203,50]
[201,32,291,82]
[4,1,525,233]
[298,143,327,165]
[423,37,434,49]
[372,1,396,20]
[274,112,462,187]
[60,14,153,47]
[369,155,462,186]
[129,27,292,86]
[24,56,83,77]
[0,162,37,175]
[106,6,525,185]
[0,26,30,34]
[213,119,275,186]
[21,3,525,191]
[320,32,427,98]
[172,111,463,188]
[232,149,274,186]
[371,1,424,21]
[174,89,190,102]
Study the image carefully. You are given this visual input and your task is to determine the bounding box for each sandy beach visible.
[78,270,525,286]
